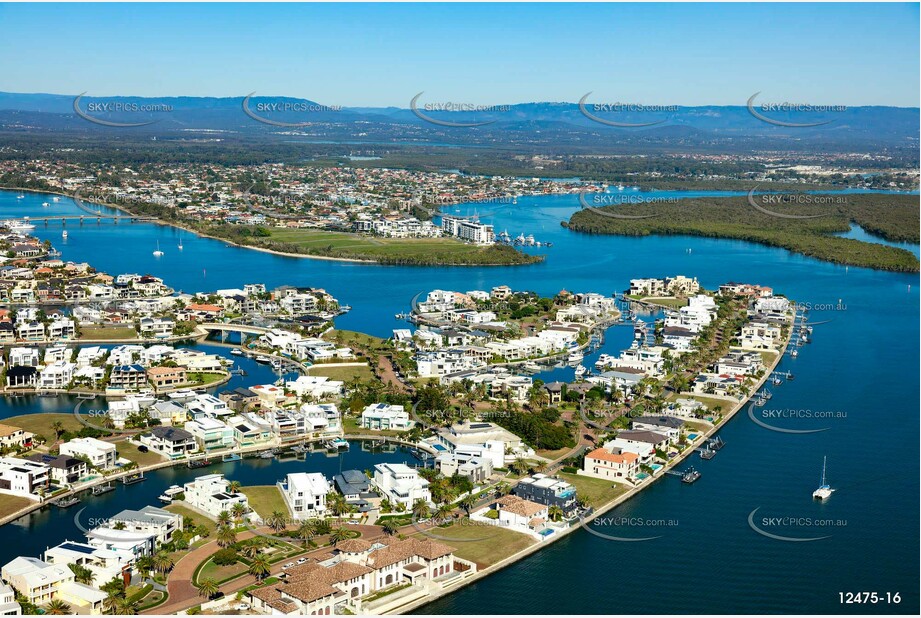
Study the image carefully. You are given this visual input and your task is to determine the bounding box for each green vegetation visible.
[0,494,32,520]
[2,413,109,447]
[117,441,166,466]
[567,193,919,272]
[426,523,535,566]
[308,364,375,383]
[558,472,629,508]
[165,504,217,536]
[239,485,290,520]
[203,225,542,266]
[79,325,138,340]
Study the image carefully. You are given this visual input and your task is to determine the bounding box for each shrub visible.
[212,548,238,566]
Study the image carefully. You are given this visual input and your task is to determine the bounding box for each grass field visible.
[239,485,289,520]
[0,494,33,520]
[79,325,137,340]
[2,413,86,443]
[117,441,166,466]
[558,472,630,508]
[420,522,535,567]
[325,330,390,353]
[308,364,374,383]
[165,503,218,533]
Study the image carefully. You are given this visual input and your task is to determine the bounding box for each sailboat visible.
[812,456,835,500]
[153,240,164,257]
[177,235,184,250]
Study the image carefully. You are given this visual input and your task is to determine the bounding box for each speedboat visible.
[42,202,50,207]
[567,351,583,363]
[62,230,68,239]
[231,348,244,356]
[574,364,588,377]
[158,485,184,503]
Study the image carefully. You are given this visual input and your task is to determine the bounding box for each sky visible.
[0,2,918,107]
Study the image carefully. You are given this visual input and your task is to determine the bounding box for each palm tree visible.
[152,551,174,575]
[103,592,122,615]
[135,555,154,580]
[329,527,350,546]
[51,421,65,440]
[114,598,138,615]
[267,510,288,534]
[411,499,431,521]
[248,553,271,582]
[295,519,317,548]
[458,496,475,515]
[548,505,564,522]
[434,504,452,523]
[228,480,242,494]
[216,525,237,548]
[217,511,232,527]
[240,538,267,559]
[510,457,530,475]
[44,599,72,615]
[231,502,247,522]
[196,577,220,599]
[381,520,400,536]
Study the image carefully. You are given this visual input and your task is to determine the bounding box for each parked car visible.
[282,562,294,569]
[296,558,307,565]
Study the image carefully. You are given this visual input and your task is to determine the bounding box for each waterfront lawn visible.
[558,472,630,509]
[0,494,33,520]
[79,325,138,340]
[3,413,85,444]
[165,503,217,535]
[118,441,166,466]
[186,372,225,386]
[308,364,374,383]
[341,416,406,438]
[239,485,289,520]
[667,393,732,413]
[640,296,688,309]
[264,229,538,265]
[420,523,535,567]
[326,330,390,353]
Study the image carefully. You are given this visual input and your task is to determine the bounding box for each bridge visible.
[199,322,273,336]
[17,215,156,224]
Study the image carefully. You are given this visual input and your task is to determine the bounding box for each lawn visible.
[325,330,390,353]
[341,416,406,438]
[165,503,218,533]
[196,556,248,585]
[2,413,88,444]
[557,472,630,509]
[640,296,688,309]
[239,485,289,520]
[118,440,166,466]
[423,522,535,567]
[308,364,374,383]
[186,372,227,386]
[79,325,138,340]
[0,494,33,520]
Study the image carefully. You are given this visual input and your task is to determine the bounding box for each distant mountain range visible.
[0,91,917,153]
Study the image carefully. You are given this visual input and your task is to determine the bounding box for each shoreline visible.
[0,186,539,268]
[393,315,794,614]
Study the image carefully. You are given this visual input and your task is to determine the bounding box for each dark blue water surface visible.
[1,189,918,614]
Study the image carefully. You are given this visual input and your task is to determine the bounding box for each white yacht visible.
[62,230,68,239]
[812,456,835,500]
[153,240,164,257]
[567,350,583,363]
[42,201,50,207]
[574,364,588,378]
[52,196,61,202]
[3,219,35,232]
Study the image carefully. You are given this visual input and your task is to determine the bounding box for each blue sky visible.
[0,3,918,107]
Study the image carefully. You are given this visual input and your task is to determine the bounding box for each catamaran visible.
[812,456,835,500]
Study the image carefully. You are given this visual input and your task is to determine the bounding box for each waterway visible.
[1,189,918,613]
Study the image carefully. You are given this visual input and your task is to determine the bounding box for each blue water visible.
[1,189,919,613]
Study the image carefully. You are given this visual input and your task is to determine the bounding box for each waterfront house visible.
[106,505,183,546]
[226,413,274,447]
[373,463,431,509]
[43,541,133,600]
[662,326,697,351]
[138,425,196,458]
[604,438,656,466]
[739,321,781,350]
[513,474,578,515]
[139,316,175,338]
[631,416,685,443]
[0,582,20,615]
[108,364,147,391]
[279,472,330,520]
[582,447,640,482]
[286,375,345,400]
[333,470,376,511]
[184,416,234,451]
[5,366,37,388]
[0,322,14,343]
[59,437,117,470]
[1,557,76,609]
[9,347,39,367]
[0,423,33,451]
[27,454,87,486]
[0,457,50,499]
[436,452,493,484]
[182,473,250,519]
[265,409,308,442]
[360,403,412,431]
[617,430,670,452]
[494,495,550,534]
[76,346,107,368]
[145,365,188,390]
[37,360,75,390]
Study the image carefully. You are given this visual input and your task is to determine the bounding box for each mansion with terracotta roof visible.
[247,536,475,615]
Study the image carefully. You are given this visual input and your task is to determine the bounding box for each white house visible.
[182,473,249,519]
[373,463,431,509]
[360,404,412,431]
[279,472,329,520]
[59,437,117,469]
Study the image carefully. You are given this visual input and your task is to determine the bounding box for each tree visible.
[196,577,220,599]
[412,499,431,521]
[231,501,247,522]
[43,599,72,615]
[68,562,95,585]
[217,511,232,527]
[548,505,564,522]
[135,555,154,580]
[329,527,350,546]
[434,504,452,522]
[248,553,271,582]
[228,480,242,494]
[216,525,237,548]
[153,551,174,575]
[240,538,266,560]
[381,520,400,536]
[296,519,317,547]
[51,421,65,440]
[267,510,288,534]
[459,496,475,515]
